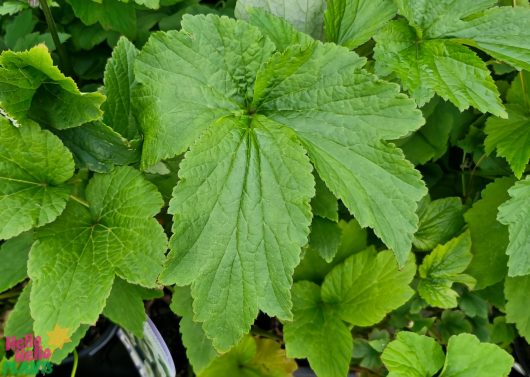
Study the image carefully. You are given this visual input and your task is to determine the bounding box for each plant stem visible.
[70,195,90,208]
[38,0,72,75]
[70,349,78,377]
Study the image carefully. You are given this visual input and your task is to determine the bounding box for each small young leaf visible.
[311,175,338,222]
[308,217,342,262]
[0,119,74,240]
[28,167,167,344]
[0,45,105,129]
[497,176,530,276]
[414,196,465,252]
[381,332,445,377]
[418,231,475,308]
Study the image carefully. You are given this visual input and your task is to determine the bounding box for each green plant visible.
[1,0,530,376]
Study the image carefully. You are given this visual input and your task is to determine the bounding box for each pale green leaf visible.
[67,0,137,39]
[245,8,313,51]
[0,1,28,16]
[134,14,276,169]
[4,284,33,338]
[308,217,342,262]
[0,232,32,293]
[253,42,426,266]
[0,45,105,129]
[170,286,218,374]
[485,72,530,179]
[324,0,396,49]
[28,166,167,343]
[159,117,314,351]
[374,20,505,115]
[418,232,475,308]
[103,277,162,338]
[311,175,338,221]
[0,119,74,240]
[102,37,140,140]
[235,0,325,38]
[414,196,464,251]
[505,275,530,342]
[321,248,416,326]
[497,176,530,276]
[199,335,297,377]
[381,332,445,377]
[439,334,513,377]
[284,282,352,377]
[465,178,513,289]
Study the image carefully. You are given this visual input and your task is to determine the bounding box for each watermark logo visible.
[2,325,71,376]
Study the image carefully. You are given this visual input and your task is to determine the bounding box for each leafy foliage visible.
[1,0,530,376]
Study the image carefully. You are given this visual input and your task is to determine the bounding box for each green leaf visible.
[170,286,218,374]
[67,0,137,39]
[235,0,325,38]
[244,8,313,51]
[321,248,416,326]
[160,116,314,351]
[418,232,475,308]
[134,14,276,169]
[311,175,338,221]
[485,72,530,179]
[253,42,426,266]
[0,45,105,130]
[199,335,297,377]
[0,1,28,16]
[4,283,89,364]
[285,249,416,377]
[0,119,75,240]
[4,9,36,50]
[103,277,162,338]
[381,332,445,377]
[28,166,167,343]
[294,219,368,284]
[443,7,530,71]
[398,98,468,165]
[414,196,464,252]
[465,178,513,289]
[308,217,342,263]
[57,121,141,173]
[284,281,352,377]
[505,275,530,342]
[324,0,396,49]
[0,232,32,293]
[374,19,505,115]
[439,334,513,377]
[497,176,530,276]
[4,284,33,338]
[102,37,141,140]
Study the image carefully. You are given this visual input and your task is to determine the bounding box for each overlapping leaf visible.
[418,232,475,308]
[497,176,530,276]
[284,248,416,377]
[0,232,33,292]
[137,14,425,351]
[505,275,530,342]
[0,118,74,240]
[0,45,105,129]
[374,0,530,114]
[28,166,167,343]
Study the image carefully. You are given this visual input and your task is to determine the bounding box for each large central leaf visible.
[136,14,425,350]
